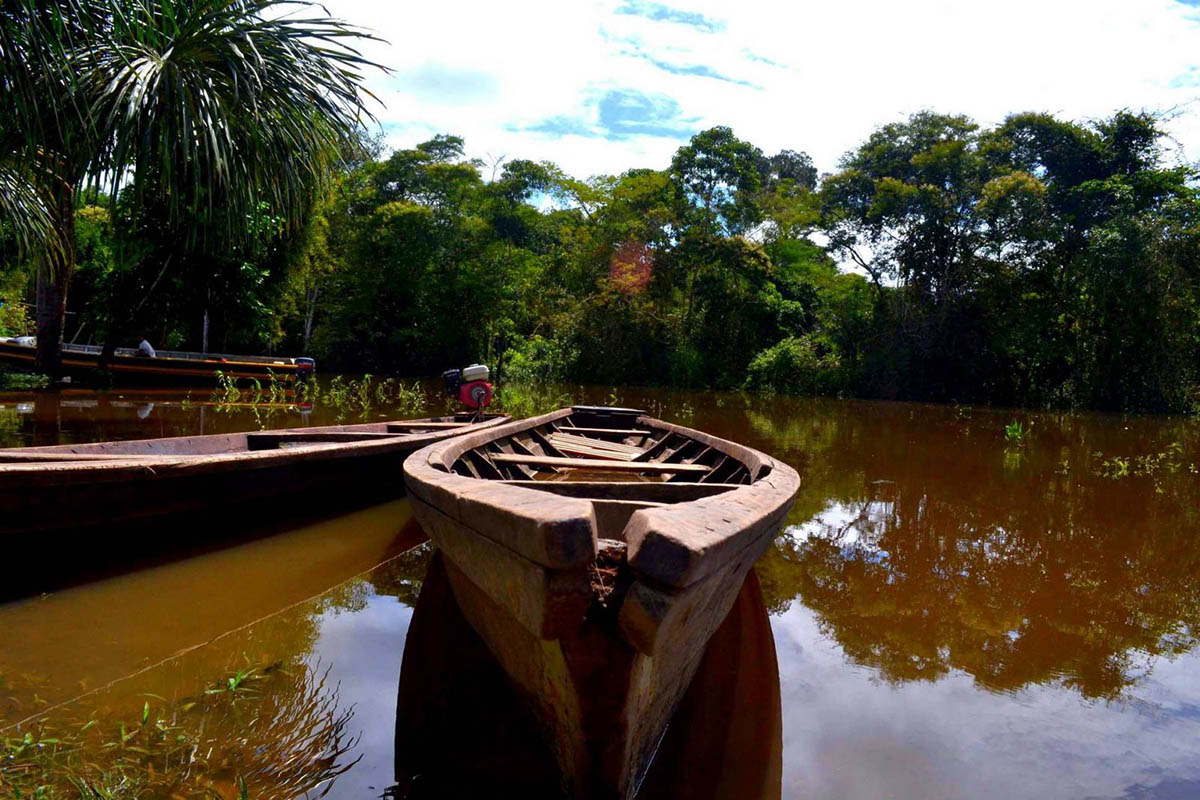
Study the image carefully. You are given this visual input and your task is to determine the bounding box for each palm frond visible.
[2,0,388,247]
[80,0,387,239]
[0,160,61,257]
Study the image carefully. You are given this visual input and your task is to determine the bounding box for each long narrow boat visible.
[0,338,315,384]
[0,413,506,535]
[403,405,799,799]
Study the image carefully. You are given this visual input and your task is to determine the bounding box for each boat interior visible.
[443,407,775,542]
[448,406,763,485]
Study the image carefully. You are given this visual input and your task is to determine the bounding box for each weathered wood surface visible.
[552,427,651,438]
[0,452,158,462]
[621,462,798,589]
[490,454,709,474]
[405,427,597,569]
[246,431,403,447]
[546,432,645,461]
[385,421,472,430]
[496,480,742,502]
[410,495,590,638]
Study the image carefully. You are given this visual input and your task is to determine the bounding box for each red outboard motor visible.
[442,364,493,411]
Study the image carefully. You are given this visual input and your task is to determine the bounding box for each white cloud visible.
[330,0,1200,178]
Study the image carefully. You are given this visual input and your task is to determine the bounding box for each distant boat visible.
[0,413,507,535]
[0,337,315,384]
[403,405,799,798]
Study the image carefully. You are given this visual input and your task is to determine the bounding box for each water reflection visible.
[390,553,782,799]
[742,399,1200,701]
[0,502,419,726]
[4,388,1200,798]
[0,388,317,448]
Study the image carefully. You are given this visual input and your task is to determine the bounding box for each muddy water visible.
[1,386,1199,798]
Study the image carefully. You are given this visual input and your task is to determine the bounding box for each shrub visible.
[502,334,577,384]
[745,334,842,395]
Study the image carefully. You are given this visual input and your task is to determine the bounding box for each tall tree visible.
[0,0,381,375]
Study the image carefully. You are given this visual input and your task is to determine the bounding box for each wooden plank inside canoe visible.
[549,441,637,461]
[245,431,402,449]
[498,480,744,501]
[547,435,643,460]
[549,432,645,453]
[554,427,652,438]
[386,421,473,431]
[489,454,709,473]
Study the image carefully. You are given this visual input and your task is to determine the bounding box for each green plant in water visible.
[0,371,49,390]
[1004,420,1026,445]
[1093,441,1195,480]
[213,370,241,403]
[0,659,356,799]
[356,374,373,414]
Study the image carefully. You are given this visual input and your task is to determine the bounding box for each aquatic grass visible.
[1092,441,1198,492]
[213,370,242,403]
[1004,420,1027,445]
[0,371,49,391]
[0,658,360,799]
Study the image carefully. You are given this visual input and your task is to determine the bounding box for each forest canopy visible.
[2,110,1199,414]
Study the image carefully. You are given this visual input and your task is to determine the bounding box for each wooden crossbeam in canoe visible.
[550,431,644,450]
[489,454,709,473]
[386,421,472,431]
[547,435,642,461]
[548,440,638,461]
[553,427,652,438]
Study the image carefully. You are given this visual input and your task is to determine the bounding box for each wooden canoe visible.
[402,405,799,799]
[0,338,315,384]
[0,413,508,535]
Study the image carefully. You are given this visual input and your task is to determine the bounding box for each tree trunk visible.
[202,307,209,353]
[302,286,318,355]
[34,184,76,378]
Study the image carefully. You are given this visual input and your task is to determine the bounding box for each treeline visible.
[3,110,1199,412]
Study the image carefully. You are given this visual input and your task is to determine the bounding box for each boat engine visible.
[442,364,493,411]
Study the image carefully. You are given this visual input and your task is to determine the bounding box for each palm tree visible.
[0,0,382,375]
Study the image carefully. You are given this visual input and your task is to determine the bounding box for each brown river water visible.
[1,384,1199,798]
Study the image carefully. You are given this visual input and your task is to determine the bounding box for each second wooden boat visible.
[0,338,315,384]
[0,413,507,535]
[403,405,799,799]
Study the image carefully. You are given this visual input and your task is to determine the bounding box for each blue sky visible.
[332,0,1200,178]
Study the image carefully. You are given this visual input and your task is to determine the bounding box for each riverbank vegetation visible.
[2,8,1198,413]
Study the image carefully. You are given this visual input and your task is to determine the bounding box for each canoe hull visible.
[403,407,799,798]
[0,415,508,536]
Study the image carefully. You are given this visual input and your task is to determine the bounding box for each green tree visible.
[0,0,380,375]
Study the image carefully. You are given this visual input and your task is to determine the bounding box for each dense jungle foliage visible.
[2,110,1199,413]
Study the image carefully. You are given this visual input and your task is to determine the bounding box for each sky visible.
[329,0,1200,180]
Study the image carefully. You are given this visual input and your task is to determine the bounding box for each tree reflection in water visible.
[748,400,1200,700]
